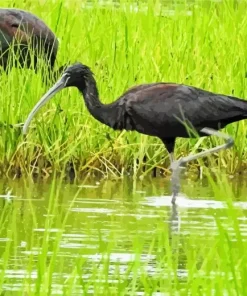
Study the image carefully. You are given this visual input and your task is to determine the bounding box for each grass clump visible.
[1,0,247,179]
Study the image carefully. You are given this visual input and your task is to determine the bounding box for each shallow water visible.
[0,176,246,294]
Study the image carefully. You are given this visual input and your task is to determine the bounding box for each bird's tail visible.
[226,95,247,120]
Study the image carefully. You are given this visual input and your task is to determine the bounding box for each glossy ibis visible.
[0,8,66,81]
[22,62,241,204]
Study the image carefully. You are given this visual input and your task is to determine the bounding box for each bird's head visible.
[61,62,94,87]
[22,62,94,135]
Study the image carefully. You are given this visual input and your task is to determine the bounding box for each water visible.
[0,176,246,294]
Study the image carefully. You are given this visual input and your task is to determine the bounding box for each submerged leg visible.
[171,127,234,204]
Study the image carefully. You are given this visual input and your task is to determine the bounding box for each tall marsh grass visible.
[1,0,247,179]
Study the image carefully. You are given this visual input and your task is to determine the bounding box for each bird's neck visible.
[77,76,115,127]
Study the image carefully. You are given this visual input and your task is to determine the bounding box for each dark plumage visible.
[0,8,66,80]
[23,62,245,203]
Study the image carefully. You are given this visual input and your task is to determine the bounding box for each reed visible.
[1,0,247,179]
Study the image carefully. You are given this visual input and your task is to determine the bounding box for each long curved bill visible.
[22,75,68,135]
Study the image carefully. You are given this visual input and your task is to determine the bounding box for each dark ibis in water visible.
[0,8,66,81]
[22,62,245,204]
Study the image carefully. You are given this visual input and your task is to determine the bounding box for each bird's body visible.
[22,63,244,203]
[71,72,247,155]
[0,8,59,75]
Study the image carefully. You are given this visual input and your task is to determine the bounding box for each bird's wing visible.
[120,83,163,97]
[124,83,247,138]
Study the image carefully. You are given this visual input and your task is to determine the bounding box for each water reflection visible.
[0,176,245,294]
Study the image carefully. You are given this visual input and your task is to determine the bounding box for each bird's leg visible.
[179,127,234,163]
[169,152,174,164]
[171,159,183,204]
[166,152,176,171]
[170,127,234,204]
[161,138,176,170]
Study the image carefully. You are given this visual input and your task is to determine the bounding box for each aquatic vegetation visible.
[1,0,247,180]
[0,175,246,295]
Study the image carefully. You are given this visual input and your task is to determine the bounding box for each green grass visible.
[0,174,246,295]
[1,0,247,180]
